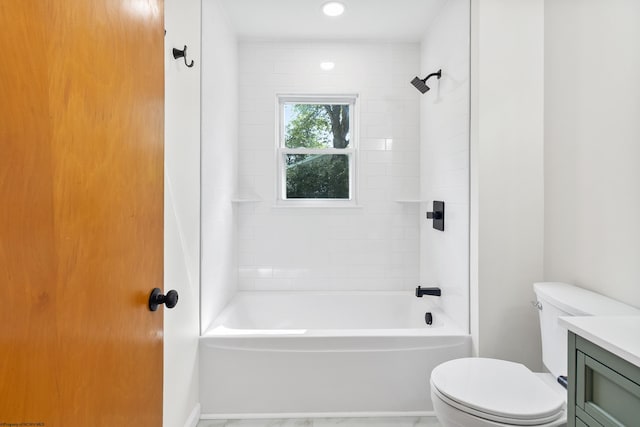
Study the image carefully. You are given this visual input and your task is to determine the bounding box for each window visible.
[277,95,357,205]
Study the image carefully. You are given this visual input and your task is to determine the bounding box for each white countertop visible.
[560,316,640,368]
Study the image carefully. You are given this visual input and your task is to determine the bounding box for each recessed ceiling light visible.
[322,2,345,17]
[320,62,335,71]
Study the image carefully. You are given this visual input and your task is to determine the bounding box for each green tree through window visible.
[283,103,351,199]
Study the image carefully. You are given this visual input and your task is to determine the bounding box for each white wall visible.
[201,0,239,332]
[544,0,640,309]
[164,0,202,425]
[236,41,421,292]
[420,0,471,332]
[470,0,545,370]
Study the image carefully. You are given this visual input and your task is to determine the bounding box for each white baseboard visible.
[199,411,435,420]
[184,403,201,427]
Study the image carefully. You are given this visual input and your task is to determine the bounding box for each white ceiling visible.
[219,0,447,42]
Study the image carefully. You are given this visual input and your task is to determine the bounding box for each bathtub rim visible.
[203,290,466,337]
[201,326,469,339]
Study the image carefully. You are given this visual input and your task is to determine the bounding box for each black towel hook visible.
[172,45,194,68]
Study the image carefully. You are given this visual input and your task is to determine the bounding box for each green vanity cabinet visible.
[568,332,640,427]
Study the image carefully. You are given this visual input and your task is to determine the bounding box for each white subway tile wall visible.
[237,42,421,292]
[201,0,240,331]
[419,0,471,332]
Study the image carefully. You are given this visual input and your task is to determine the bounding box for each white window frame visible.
[276,94,358,207]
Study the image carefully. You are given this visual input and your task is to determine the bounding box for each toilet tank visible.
[533,282,640,379]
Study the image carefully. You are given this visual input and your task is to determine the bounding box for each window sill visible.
[231,199,262,203]
[272,202,363,209]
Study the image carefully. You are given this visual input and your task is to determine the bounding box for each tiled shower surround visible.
[236,42,422,292]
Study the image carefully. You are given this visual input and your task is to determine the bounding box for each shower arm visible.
[421,70,442,83]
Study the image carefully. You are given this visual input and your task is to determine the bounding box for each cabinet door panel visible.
[576,416,591,427]
[577,351,640,427]
[576,406,603,427]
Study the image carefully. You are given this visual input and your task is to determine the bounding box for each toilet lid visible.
[431,358,565,424]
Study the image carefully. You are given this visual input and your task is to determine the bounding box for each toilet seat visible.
[431,383,564,426]
[431,358,565,426]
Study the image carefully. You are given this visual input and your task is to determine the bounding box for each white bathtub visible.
[200,291,471,419]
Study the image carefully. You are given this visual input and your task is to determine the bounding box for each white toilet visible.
[430,282,640,427]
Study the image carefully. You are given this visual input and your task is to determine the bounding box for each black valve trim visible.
[425,201,445,231]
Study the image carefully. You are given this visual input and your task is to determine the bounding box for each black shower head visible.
[411,76,431,94]
[411,69,442,94]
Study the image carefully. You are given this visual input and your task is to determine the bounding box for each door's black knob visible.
[148,288,179,311]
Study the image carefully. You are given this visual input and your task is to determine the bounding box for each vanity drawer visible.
[571,334,640,427]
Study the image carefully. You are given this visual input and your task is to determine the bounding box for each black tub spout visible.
[415,286,441,297]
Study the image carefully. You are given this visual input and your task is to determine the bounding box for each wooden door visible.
[0,1,164,425]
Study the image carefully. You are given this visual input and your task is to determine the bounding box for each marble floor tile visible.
[198,420,312,427]
[313,417,440,427]
[197,417,440,427]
